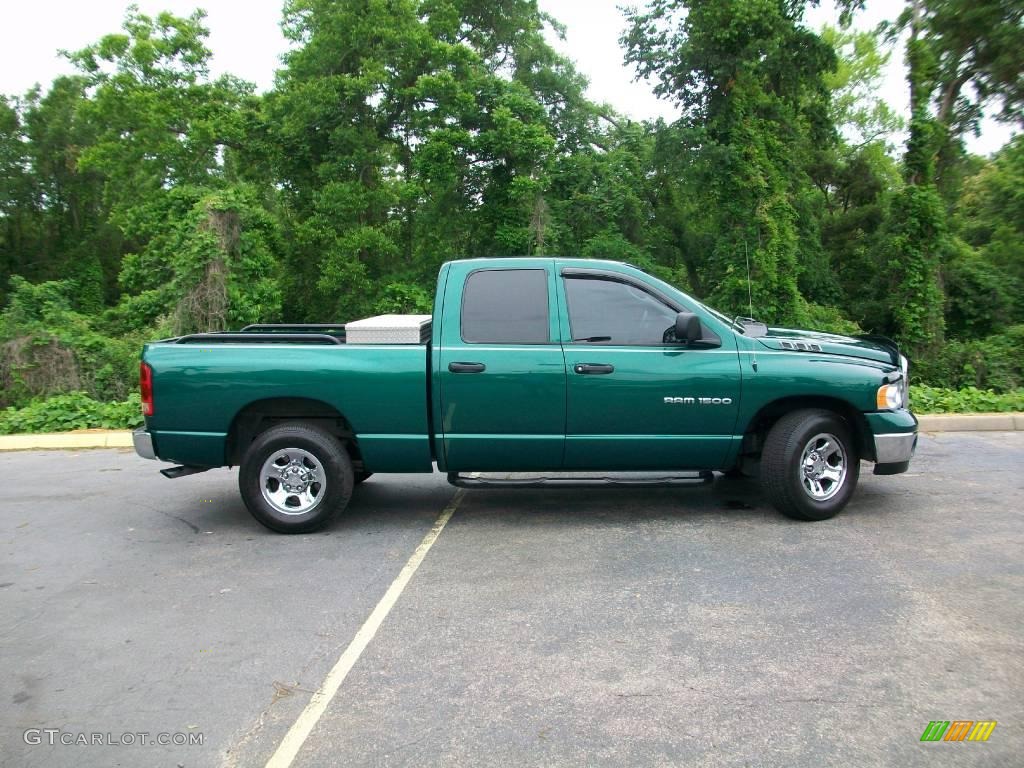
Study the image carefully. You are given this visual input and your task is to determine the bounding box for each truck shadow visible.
[437,471,902,528]
[150,469,899,535]
[144,472,457,535]
[445,473,774,527]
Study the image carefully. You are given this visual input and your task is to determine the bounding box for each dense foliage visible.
[1,0,1021,426]
[0,392,143,434]
[910,385,1024,414]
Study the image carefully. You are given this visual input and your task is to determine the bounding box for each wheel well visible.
[226,398,363,469]
[740,396,875,463]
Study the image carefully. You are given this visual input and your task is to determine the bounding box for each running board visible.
[160,465,212,479]
[447,471,714,489]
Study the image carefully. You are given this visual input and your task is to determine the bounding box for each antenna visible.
[744,240,754,320]
[745,241,758,372]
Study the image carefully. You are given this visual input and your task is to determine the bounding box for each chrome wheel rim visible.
[260,448,326,515]
[799,433,847,501]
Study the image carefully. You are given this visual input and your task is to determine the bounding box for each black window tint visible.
[565,277,678,345]
[461,269,550,343]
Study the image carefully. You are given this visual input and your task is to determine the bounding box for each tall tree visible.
[65,9,281,332]
[0,96,36,301]
[887,0,1024,198]
[623,0,839,324]
[946,136,1024,335]
[809,26,902,328]
[0,80,119,310]
[877,0,948,356]
[270,0,594,321]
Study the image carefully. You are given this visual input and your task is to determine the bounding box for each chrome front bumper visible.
[874,432,917,464]
[133,428,156,460]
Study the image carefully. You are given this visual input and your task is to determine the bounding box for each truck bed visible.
[143,331,432,472]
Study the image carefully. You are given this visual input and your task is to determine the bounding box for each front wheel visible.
[761,409,859,521]
[239,423,354,533]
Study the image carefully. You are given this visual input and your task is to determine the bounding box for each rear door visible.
[557,267,741,470]
[437,261,566,471]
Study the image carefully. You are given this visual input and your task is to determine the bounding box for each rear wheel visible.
[239,423,354,533]
[761,409,859,521]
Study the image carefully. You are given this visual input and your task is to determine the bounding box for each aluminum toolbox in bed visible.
[344,314,432,344]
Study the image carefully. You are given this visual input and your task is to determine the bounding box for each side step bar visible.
[161,465,212,479]
[447,471,713,489]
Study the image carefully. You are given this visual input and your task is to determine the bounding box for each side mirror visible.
[675,311,702,343]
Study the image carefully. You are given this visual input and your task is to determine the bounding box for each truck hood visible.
[755,327,899,366]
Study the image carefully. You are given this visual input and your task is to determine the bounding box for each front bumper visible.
[874,432,918,463]
[133,428,156,460]
[865,409,917,474]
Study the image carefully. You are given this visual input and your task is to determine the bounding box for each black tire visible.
[239,423,354,533]
[354,471,373,485]
[761,409,859,521]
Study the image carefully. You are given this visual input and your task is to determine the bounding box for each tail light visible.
[140,362,154,416]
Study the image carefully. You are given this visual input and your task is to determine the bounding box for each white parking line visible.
[264,489,467,768]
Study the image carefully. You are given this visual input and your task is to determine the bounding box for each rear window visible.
[461,269,549,344]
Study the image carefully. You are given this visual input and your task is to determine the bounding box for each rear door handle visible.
[448,361,486,373]
[574,363,614,375]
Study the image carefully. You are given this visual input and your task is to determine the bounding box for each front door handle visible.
[574,363,614,375]
[448,361,486,373]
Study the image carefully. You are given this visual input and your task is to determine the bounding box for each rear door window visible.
[461,269,550,344]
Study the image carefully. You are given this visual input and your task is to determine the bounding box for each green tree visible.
[808,26,902,328]
[878,0,1023,203]
[0,80,120,310]
[821,26,904,151]
[65,8,281,332]
[877,0,948,356]
[948,136,1024,333]
[0,95,36,302]
[623,0,840,324]
[269,0,593,321]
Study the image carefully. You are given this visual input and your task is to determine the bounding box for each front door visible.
[437,263,566,471]
[557,269,742,470]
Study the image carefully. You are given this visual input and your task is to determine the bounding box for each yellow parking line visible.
[264,489,466,768]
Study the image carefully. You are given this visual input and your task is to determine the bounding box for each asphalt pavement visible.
[1,432,1021,767]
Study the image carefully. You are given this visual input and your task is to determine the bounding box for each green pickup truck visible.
[134,258,917,533]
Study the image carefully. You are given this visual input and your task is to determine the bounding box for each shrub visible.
[0,277,141,408]
[910,385,1024,414]
[914,325,1024,392]
[798,300,862,336]
[372,282,434,314]
[0,392,144,434]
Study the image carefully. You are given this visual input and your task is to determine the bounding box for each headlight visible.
[877,383,903,410]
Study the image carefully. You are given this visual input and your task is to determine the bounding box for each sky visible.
[0,0,1016,156]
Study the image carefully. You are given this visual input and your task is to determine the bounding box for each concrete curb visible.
[916,413,1024,432]
[0,413,1021,452]
[0,431,135,451]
